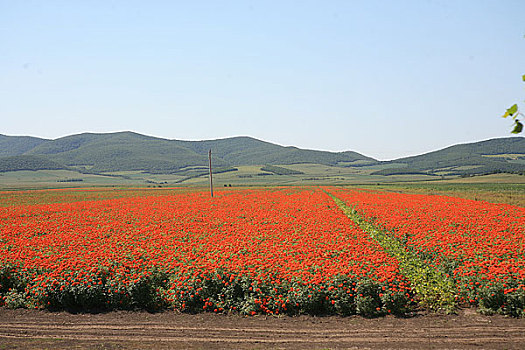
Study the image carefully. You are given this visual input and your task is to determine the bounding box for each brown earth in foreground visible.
[1,308,524,350]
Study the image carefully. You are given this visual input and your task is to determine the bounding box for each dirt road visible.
[1,308,524,349]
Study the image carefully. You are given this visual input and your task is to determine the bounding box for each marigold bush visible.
[0,187,411,316]
[329,187,525,316]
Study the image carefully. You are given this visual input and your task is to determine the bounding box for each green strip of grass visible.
[328,193,457,313]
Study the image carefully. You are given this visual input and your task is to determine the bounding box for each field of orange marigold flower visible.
[1,186,523,317]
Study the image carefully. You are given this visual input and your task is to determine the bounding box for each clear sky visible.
[1,0,524,160]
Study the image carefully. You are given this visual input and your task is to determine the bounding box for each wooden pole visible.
[208,149,213,197]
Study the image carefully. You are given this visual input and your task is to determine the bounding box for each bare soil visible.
[1,308,525,349]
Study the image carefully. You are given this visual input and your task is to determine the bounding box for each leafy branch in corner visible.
[502,74,525,134]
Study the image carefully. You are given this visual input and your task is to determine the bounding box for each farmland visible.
[330,187,525,316]
[1,186,524,317]
[0,187,411,316]
[1,185,525,348]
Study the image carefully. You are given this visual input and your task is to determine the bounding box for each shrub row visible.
[0,265,169,312]
[167,271,412,317]
[0,265,413,317]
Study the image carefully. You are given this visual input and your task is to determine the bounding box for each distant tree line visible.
[0,155,66,172]
[260,165,304,175]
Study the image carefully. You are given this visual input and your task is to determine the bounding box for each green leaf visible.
[502,104,518,118]
[504,104,519,118]
[512,120,523,134]
[522,74,525,82]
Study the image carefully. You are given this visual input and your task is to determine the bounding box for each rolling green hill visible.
[0,132,523,178]
[176,137,374,166]
[373,137,525,176]
[0,134,48,157]
[0,132,375,173]
[25,132,215,173]
[0,155,67,172]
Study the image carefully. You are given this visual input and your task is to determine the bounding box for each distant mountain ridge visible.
[0,134,48,157]
[0,132,524,176]
[0,132,376,173]
[374,137,525,176]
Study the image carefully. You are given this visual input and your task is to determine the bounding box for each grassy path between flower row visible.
[328,192,457,313]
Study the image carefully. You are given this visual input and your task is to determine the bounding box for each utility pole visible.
[208,149,214,197]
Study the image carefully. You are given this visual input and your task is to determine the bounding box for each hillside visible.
[0,132,375,173]
[25,132,214,173]
[0,155,67,172]
[0,132,523,177]
[373,137,525,176]
[177,137,373,166]
[0,135,48,157]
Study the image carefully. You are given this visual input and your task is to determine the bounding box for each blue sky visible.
[1,0,524,160]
